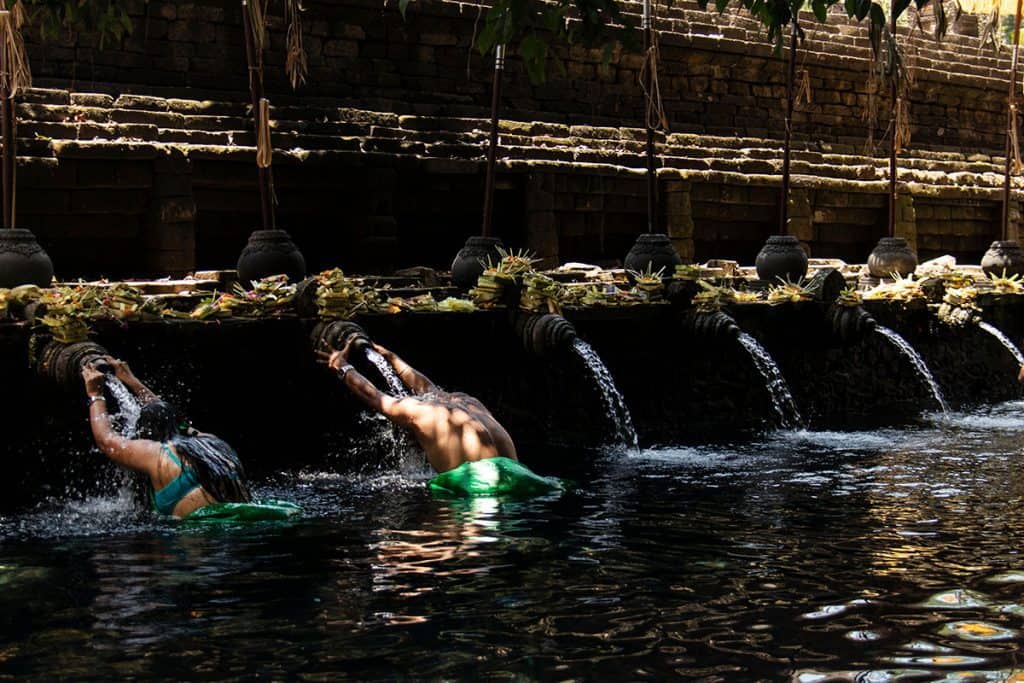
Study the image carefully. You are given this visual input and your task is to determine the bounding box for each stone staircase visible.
[9,86,1017,205]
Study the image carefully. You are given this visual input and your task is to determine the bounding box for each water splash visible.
[104,376,141,437]
[978,321,1024,368]
[736,332,803,429]
[359,348,422,469]
[364,348,409,397]
[875,326,949,413]
[571,338,638,449]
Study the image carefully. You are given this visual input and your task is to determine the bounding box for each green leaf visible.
[812,0,827,22]
[519,32,548,84]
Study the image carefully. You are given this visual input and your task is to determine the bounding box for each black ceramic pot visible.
[0,228,54,288]
[981,240,1024,278]
[236,229,306,286]
[755,235,808,283]
[867,237,917,279]
[623,233,682,276]
[451,236,504,290]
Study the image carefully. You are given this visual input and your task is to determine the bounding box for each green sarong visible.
[183,499,302,523]
[428,457,564,498]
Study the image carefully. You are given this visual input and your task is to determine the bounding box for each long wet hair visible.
[136,401,252,503]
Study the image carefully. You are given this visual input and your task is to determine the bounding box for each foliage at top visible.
[13,0,134,48]
[699,0,954,83]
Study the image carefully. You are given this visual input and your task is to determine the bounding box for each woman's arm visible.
[83,365,160,474]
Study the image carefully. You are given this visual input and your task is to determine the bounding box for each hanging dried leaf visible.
[794,67,812,106]
[639,6,668,132]
[256,97,273,168]
[1011,104,1024,174]
[0,10,31,96]
[285,0,308,89]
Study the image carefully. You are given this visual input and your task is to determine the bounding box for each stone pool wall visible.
[1,300,1019,511]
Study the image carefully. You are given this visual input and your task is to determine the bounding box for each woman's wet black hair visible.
[173,435,252,504]
[136,400,251,504]
[135,400,179,442]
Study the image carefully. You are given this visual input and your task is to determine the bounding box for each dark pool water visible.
[6,405,1024,680]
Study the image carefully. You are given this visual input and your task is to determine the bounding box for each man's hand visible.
[1017,364,1024,384]
[371,342,393,359]
[82,363,106,397]
[317,338,355,372]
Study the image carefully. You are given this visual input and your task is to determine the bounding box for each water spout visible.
[570,338,638,449]
[978,321,1024,368]
[874,326,949,413]
[736,332,803,429]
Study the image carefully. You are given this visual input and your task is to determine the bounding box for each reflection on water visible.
[5,403,1024,677]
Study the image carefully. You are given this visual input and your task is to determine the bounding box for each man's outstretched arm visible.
[319,346,413,428]
[373,343,437,395]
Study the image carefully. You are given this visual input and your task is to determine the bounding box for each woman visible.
[82,356,252,518]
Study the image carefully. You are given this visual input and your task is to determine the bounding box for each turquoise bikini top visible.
[152,443,201,516]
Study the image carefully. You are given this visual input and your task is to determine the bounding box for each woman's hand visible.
[82,363,106,398]
[102,355,134,383]
[371,342,393,359]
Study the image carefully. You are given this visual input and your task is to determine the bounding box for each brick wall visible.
[914,197,1001,262]
[26,0,1018,153]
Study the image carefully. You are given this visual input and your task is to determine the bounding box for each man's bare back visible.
[394,391,517,473]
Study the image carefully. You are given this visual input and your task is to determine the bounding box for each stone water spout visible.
[311,320,370,356]
[514,313,578,358]
[828,305,877,343]
[33,338,142,432]
[34,339,114,390]
[682,310,741,340]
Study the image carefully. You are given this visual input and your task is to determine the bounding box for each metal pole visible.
[780,19,798,235]
[241,0,275,231]
[481,44,505,238]
[888,0,898,237]
[643,0,657,233]
[1002,0,1023,242]
[0,12,13,230]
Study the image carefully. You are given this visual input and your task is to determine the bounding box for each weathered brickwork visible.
[8,2,1023,275]
[25,1,1017,151]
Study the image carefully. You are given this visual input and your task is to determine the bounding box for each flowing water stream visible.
[360,347,427,472]
[978,321,1024,367]
[364,348,409,397]
[104,376,141,437]
[875,325,949,413]
[571,338,638,449]
[736,332,803,429]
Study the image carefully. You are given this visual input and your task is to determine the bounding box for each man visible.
[318,339,562,497]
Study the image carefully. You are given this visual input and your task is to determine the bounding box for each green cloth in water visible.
[428,457,564,498]
[182,499,301,523]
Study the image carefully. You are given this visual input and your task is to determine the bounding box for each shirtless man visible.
[318,339,561,497]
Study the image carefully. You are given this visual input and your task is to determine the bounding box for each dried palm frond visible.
[256,97,273,168]
[285,0,308,89]
[0,9,31,97]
